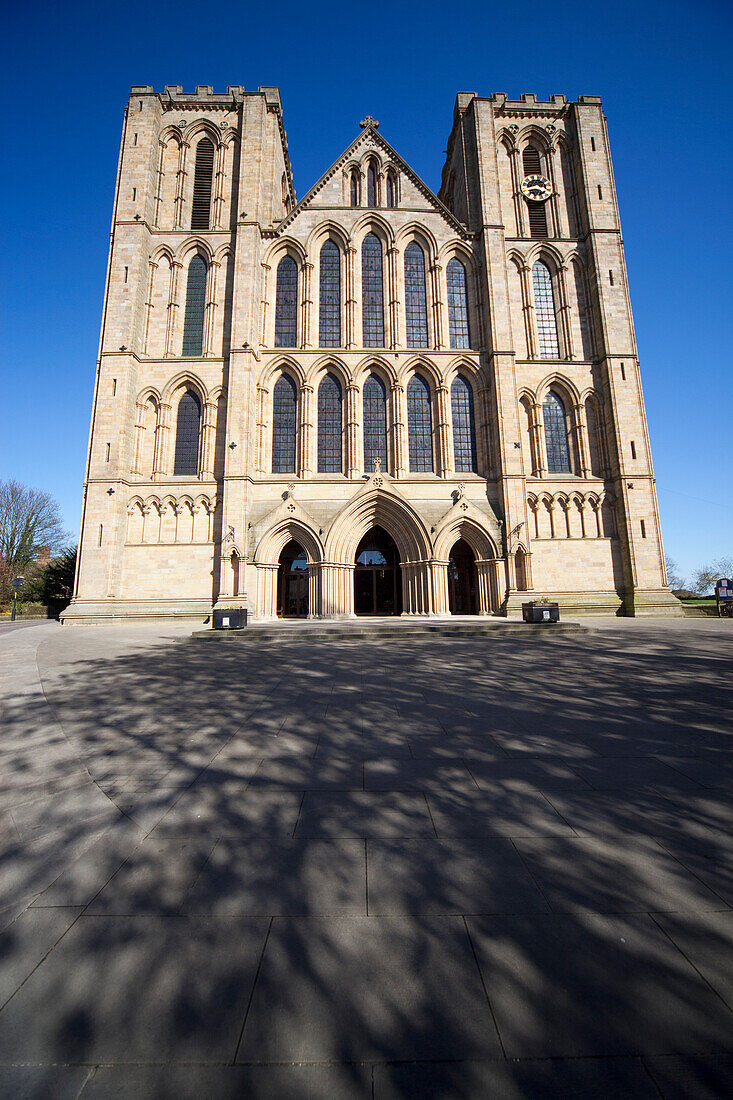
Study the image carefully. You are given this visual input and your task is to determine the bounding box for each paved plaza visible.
[0,618,731,1098]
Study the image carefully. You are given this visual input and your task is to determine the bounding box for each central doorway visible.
[277,539,309,618]
[354,526,402,615]
[448,538,478,614]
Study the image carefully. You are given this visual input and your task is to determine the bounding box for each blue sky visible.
[2,0,730,582]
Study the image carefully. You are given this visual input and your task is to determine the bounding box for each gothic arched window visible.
[191,137,215,230]
[319,240,341,347]
[451,375,477,473]
[404,242,428,348]
[446,258,471,349]
[386,172,395,208]
[523,145,549,237]
[542,391,571,473]
[407,375,433,472]
[182,254,207,356]
[317,373,343,473]
[173,390,201,475]
[274,256,298,347]
[363,374,387,470]
[272,373,297,473]
[362,234,385,347]
[367,161,378,207]
[350,170,359,207]
[532,261,560,358]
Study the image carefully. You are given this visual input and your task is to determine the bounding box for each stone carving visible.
[360,116,379,130]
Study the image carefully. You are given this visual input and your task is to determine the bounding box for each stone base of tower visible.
[504,587,684,619]
[621,588,684,617]
[60,598,212,626]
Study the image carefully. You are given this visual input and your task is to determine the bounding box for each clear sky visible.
[2,0,730,583]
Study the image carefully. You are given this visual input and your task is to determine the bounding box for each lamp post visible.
[10,576,24,622]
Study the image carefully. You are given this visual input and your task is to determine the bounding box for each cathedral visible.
[62,84,681,624]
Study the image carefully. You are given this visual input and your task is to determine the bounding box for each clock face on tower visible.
[520,174,552,202]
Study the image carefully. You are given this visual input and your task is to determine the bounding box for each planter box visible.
[213,608,247,630]
[522,602,559,623]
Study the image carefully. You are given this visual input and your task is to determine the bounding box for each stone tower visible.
[63,85,680,624]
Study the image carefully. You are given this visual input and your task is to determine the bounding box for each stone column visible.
[345,246,357,349]
[573,402,590,477]
[213,143,225,229]
[547,143,563,238]
[520,264,538,359]
[200,400,218,477]
[131,400,147,477]
[436,383,453,477]
[259,264,271,347]
[556,265,574,359]
[430,560,450,615]
[346,383,362,478]
[174,142,188,229]
[153,402,171,477]
[475,560,494,616]
[154,141,165,228]
[511,149,526,237]
[387,245,400,349]
[203,259,220,357]
[300,261,314,349]
[391,381,407,478]
[531,402,546,477]
[256,562,279,620]
[299,382,314,477]
[142,260,157,353]
[430,262,445,349]
[256,386,268,474]
[165,261,182,357]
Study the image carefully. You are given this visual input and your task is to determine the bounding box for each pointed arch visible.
[318,372,343,473]
[362,373,387,470]
[404,241,428,348]
[407,374,434,473]
[532,260,560,358]
[542,390,571,474]
[362,233,385,347]
[272,372,298,473]
[319,238,341,348]
[274,255,298,347]
[191,136,215,230]
[326,486,432,565]
[182,253,207,356]
[446,256,471,349]
[173,390,202,476]
[451,375,478,473]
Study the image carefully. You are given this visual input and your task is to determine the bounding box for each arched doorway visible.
[354,526,402,616]
[277,540,309,617]
[448,538,477,614]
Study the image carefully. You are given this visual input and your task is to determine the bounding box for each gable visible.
[274,124,470,239]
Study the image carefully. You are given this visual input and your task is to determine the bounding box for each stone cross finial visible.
[373,456,382,474]
[360,115,379,130]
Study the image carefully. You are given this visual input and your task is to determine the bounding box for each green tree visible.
[691,556,733,596]
[0,480,70,601]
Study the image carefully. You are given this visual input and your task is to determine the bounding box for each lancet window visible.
[274,256,298,347]
[362,234,385,347]
[542,391,571,473]
[190,138,215,230]
[404,242,428,348]
[173,391,201,476]
[317,373,343,473]
[363,374,387,470]
[272,373,297,472]
[319,240,341,347]
[446,258,471,349]
[532,261,560,358]
[451,375,477,473]
[182,254,207,356]
[407,375,433,472]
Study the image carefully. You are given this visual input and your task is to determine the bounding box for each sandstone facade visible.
[63,85,681,624]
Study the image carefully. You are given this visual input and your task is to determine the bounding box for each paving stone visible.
[0,907,83,1009]
[80,1062,371,1099]
[466,759,592,791]
[426,786,575,837]
[652,911,733,1007]
[363,759,478,791]
[466,913,733,1057]
[366,839,550,914]
[0,1064,92,1099]
[654,833,733,906]
[84,838,218,914]
[247,756,364,790]
[182,838,367,915]
[237,915,502,1062]
[643,1054,733,1099]
[373,1056,661,1099]
[150,788,303,839]
[295,791,436,838]
[0,915,270,1063]
[30,824,143,907]
[514,836,726,913]
[568,759,704,792]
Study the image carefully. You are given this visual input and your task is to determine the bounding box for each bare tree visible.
[690,556,733,597]
[664,555,686,591]
[0,480,71,599]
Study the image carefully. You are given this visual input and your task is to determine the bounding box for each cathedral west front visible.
[63,84,681,624]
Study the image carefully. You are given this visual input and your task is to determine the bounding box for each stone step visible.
[191,618,592,644]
